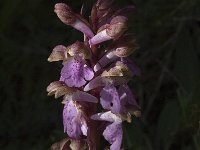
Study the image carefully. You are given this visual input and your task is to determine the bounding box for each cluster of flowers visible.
[47,0,141,150]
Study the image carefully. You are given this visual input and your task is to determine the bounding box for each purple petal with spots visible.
[100,85,121,114]
[60,56,94,87]
[103,122,122,150]
[63,100,88,139]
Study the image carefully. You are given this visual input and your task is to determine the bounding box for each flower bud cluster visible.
[48,1,140,150]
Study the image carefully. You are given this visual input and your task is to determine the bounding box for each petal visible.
[91,111,122,123]
[67,41,91,59]
[94,51,118,72]
[83,76,106,91]
[103,122,123,150]
[83,66,94,81]
[72,91,98,103]
[72,18,94,38]
[100,85,121,113]
[89,29,113,46]
[47,81,65,93]
[101,61,132,77]
[47,81,76,99]
[84,76,129,91]
[61,57,94,87]
[118,85,138,106]
[48,45,67,62]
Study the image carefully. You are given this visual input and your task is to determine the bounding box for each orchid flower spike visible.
[47,1,140,150]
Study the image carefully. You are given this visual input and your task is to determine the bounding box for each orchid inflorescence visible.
[47,0,141,150]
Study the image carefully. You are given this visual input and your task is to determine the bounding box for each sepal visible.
[83,76,129,92]
[47,81,98,103]
[48,45,67,62]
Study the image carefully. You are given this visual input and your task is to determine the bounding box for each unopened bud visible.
[89,16,128,45]
[106,16,128,38]
[54,3,76,24]
[55,3,94,38]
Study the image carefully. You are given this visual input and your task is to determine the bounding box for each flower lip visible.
[63,100,88,139]
[60,56,94,88]
[100,85,121,114]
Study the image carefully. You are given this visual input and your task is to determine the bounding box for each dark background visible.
[0,0,200,149]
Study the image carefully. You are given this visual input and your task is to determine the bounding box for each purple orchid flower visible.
[63,100,88,139]
[100,84,140,115]
[47,1,140,150]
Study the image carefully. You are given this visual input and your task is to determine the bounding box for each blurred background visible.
[0,0,200,149]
